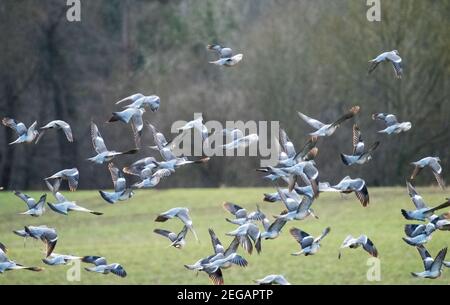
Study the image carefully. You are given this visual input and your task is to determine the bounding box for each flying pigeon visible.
[185,229,247,285]
[154,226,189,249]
[22,225,58,257]
[372,113,412,134]
[322,177,370,207]
[274,187,318,221]
[0,243,43,273]
[82,256,127,278]
[221,134,259,150]
[260,217,287,240]
[223,202,266,226]
[254,274,291,285]
[340,124,380,166]
[107,107,146,147]
[403,223,435,247]
[14,191,46,217]
[401,182,450,221]
[42,253,83,266]
[226,223,262,255]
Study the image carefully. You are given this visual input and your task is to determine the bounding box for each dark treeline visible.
[0,0,448,190]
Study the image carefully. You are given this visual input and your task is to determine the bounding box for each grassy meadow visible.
[0,187,448,285]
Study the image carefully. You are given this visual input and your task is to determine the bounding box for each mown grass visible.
[0,187,448,285]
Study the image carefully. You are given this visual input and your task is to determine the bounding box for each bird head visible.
[207,44,221,51]
[403,122,412,131]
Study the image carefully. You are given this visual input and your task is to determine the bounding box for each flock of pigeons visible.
[0,45,448,285]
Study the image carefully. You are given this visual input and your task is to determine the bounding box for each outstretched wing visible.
[58,121,73,142]
[108,163,125,192]
[362,237,378,257]
[372,113,398,126]
[352,124,365,155]
[355,184,369,207]
[224,237,240,257]
[148,123,169,150]
[268,217,287,233]
[223,202,246,218]
[91,122,107,154]
[406,181,426,209]
[208,268,224,285]
[82,256,107,266]
[208,228,223,254]
[314,227,331,243]
[153,229,177,242]
[2,117,27,135]
[331,106,360,127]
[430,247,448,274]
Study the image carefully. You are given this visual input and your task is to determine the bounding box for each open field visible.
[0,187,448,285]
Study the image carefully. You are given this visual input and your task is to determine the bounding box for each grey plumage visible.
[88,122,138,164]
[290,227,330,256]
[368,50,403,78]
[298,106,360,137]
[155,207,198,241]
[411,246,448,279]
[223,202,266,226]
[108,107,146,147]
[45,168,79,192]
[47,191,103,216]
[42,253,82,266]
[254,274,291,285]
[372,113,412,134]
[322,176,370,207]
[0,243,43,273]
[410,157,445,189]
[154,226,188,249]
[339,234,378,258]
[340,124,379,166]
[82,256,127,278]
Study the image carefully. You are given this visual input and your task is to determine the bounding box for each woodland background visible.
[0,0,449,190]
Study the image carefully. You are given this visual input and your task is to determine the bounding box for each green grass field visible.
[0,187,448,285]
